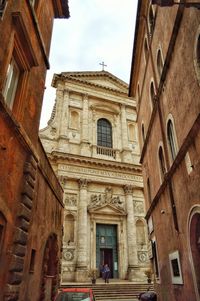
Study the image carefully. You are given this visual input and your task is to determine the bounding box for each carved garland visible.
[88,187,124,210]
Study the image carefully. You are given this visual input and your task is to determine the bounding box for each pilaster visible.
[81,94,91,156]
[121,105,132,162]
[75,179,89,282]
[58,88,70,152]
[123,185,140,282]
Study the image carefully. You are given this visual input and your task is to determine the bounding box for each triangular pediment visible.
[52,71,128,94]
[88,203,126,216]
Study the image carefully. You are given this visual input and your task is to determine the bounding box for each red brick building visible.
[129,1,200,300]
[0,1,69,300]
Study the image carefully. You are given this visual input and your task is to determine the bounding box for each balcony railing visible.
[96,145,116,159]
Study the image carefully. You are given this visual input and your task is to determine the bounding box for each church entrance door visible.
[100,248,113,277]
[96,224,118,278]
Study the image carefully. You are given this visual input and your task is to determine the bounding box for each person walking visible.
[103,264,110,283]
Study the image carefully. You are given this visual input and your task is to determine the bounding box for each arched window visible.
[97,118,112,148]
[150,81,156,106]
[142,123,145,143]
[167,119,177,161]
[197,35,200,67]
[128,124,135,141]
[144,38,149,63]
[137,83,140,101]
[64,214,75,243]
[194,30,200,82]
[147,178,151,204]
[189,210,200,298]
[148,5,155,37]
[157,49,164,78]
[158,146,166,181]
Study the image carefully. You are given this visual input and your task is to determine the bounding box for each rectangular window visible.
[0,0,7,17]
[29,249,36,273]
[169,250,183,284]
[152,240,159,278]
[0,213,6,255]
[0,224,4,251]
[2,58,20,109]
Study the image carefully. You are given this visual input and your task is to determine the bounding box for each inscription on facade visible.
[60,165,142,182]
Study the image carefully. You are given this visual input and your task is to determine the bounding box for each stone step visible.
[61,283,154,301]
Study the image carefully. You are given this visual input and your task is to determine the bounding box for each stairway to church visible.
[61,282,154,301]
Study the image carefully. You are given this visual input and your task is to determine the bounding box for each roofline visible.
[128,0,142,97]
[51,71,129,90]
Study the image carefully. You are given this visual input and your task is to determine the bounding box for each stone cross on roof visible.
[99,61,107,71]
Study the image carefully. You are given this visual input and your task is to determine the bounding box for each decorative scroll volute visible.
[123,185,134,195]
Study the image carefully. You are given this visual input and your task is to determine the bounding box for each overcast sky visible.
[40,0,138,128]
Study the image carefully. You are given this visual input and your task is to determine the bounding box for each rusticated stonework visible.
[5,155,37,300]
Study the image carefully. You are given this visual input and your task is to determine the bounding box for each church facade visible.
[40,71,149,283]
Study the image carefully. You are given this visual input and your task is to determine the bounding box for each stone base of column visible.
[127,265,144,282]
[75,266,88,282]
[80,141,91,156]
[122,148,132,163]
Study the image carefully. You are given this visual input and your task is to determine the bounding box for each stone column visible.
[58,88,70,152]
[124,185,141,281]
[76,179,88,282]
[81,94,90,156]
[121,105,132,162]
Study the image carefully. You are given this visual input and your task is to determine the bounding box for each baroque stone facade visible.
[40,71,149,283]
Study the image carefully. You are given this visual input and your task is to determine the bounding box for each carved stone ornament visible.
[135,202,144,214]
[63,249,74,261]
[79,178,88,189]
[89,187,124,210]
[64,194,77,207]
[138,251,148,263]
[123,184,134,195]
[50,126,57,136]
[58,175,67,186]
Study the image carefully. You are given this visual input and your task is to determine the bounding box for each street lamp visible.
[151,0,200,9]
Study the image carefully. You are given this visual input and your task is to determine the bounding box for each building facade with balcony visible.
[129,1,200,300]
[40,71,149,283]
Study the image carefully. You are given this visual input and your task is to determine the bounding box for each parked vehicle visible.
[54,288,95,301]
[138,291,157,301]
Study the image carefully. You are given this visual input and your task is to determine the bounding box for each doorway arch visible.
[39,234,59,301]
[188,207,200,300]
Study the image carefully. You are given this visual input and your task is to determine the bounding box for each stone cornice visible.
[52,71,129,96]
[49,151,142,173]
[53,70,128,86]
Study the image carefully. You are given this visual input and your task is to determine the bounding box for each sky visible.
[40,0,138,128]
